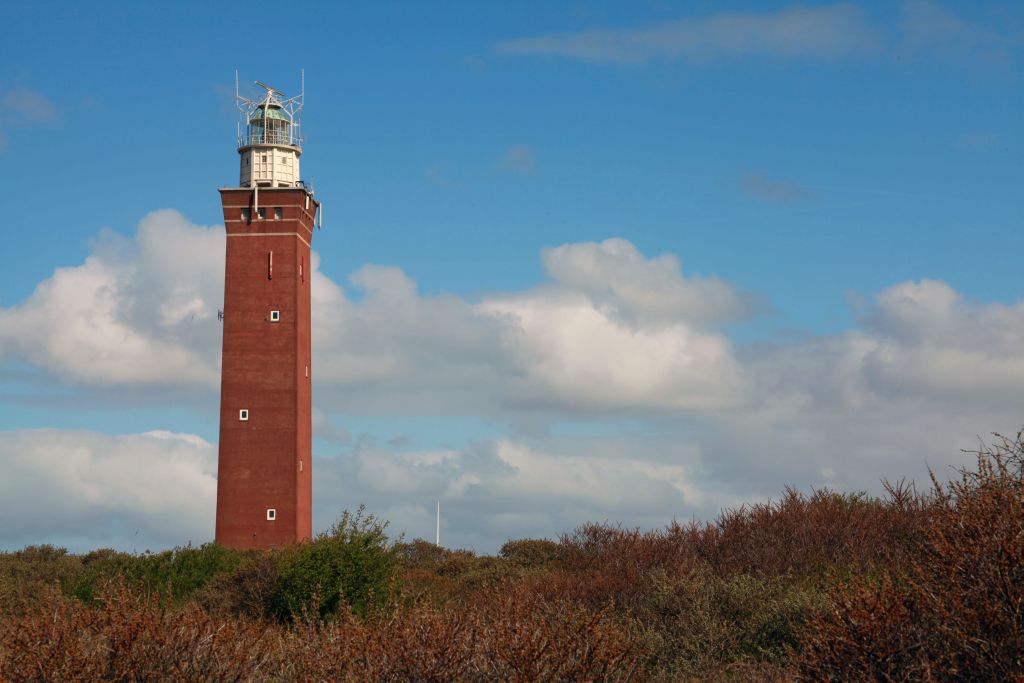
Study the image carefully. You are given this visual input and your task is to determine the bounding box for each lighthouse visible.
[215,74,320,549]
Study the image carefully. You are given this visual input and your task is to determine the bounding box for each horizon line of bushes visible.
[1,431,1022,681]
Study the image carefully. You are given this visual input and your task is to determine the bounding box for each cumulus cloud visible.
[720,278,1024,495]
[0,210,224,388]
[0,429,215,552]
[314,438,706,551]
[540,238,758,327]
[493,4,882,64]
[857,279,1024,399]
[310,238,749,414]
[0,426,710,553]
[5,211,1024,553]
[3,212,749,415]
[479,289,743,412]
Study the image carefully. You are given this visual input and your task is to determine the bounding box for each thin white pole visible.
[435,500,440,546]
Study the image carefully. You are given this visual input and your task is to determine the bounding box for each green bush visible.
[67,543,245,604]
[394,538,451,568]
[270,506,400,622]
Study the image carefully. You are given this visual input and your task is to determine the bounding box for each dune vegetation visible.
[1,432,1022,681]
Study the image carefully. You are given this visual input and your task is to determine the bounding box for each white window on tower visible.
[239,409,249,421]
[270,310,280,322]
[274,207,283,219]
[240,208,251,221]
[266,508,277,521]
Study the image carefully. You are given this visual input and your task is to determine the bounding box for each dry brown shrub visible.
[499,538,562,569]
[0,581,278,682]
[690,486,928,577]
[0,546,83,618]
[289,584,643,682]
[798,432,1024,681]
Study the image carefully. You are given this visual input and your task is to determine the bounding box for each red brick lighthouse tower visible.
[215,75,320,549]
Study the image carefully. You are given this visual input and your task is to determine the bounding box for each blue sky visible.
[1,1,1022,552]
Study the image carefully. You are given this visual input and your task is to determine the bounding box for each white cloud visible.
[0,210,223,388]
[0,429,215,552]
[314,438,706,551]
[493,4,882,64]
[4,211,1024,553]
[858,279,1024,399]
[479,288,743,412]
[540,238,757,327]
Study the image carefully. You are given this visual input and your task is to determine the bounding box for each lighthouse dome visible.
[250,105,288,123]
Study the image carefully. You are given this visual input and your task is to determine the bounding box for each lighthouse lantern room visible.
[236,73,303,189]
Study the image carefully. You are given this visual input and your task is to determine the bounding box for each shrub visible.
[67,543,245,605]
[0,581,278,681]
[798,431,1024,681]
[270,506,400,621]
[635,565,822,678]
[499,538,562,568]
[0,545,82,616]
[287,584,644,682]
[194,550,278,619]
[395,538,451,568]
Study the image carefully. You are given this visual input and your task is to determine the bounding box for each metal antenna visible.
[255,80,285,96]
[435,500,441,546]
[234,71,305,148]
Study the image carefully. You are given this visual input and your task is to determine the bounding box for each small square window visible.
[257,208,266,220]
[240,208,251,221]
[261,154,267,162]
[239,409,249,421]
[270,310,280,322]
[266,508,276,521]
[274,207,283,220]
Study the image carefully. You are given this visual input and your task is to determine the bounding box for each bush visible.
[798,431,1024,681]
[270,505,400,621]
[0,545,83,616]
[67,543,245,605]
[499,538,562,568]
[395,538,451,568]
[0,581,277,681]
[635,565,821,678]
